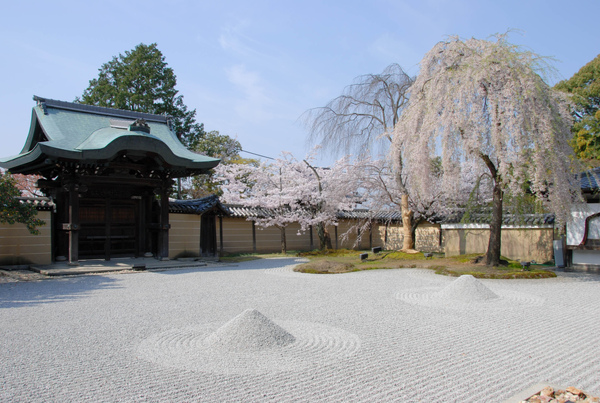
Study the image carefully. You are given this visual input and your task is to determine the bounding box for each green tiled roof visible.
[0,96,219,176]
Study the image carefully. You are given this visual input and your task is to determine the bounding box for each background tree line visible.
[4,40,599,265]
[78,42,257,199]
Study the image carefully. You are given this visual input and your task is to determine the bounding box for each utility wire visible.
[240,149,275,160]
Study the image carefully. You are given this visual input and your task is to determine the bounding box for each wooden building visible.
[0,97,219,264]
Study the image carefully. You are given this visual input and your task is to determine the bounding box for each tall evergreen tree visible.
[79,43,205,149]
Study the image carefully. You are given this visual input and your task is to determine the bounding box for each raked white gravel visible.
[1,257,599,402]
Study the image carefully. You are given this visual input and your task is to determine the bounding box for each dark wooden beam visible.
[104,198,111,261]
[335,226,338,250]
[158,185,170,260]
[67,183,80,265]
[252,221,257,253]
[219,215,224,256]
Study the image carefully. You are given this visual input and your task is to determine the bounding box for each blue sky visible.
[1,0,598,164]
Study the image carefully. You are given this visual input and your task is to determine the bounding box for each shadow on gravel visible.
[152,258,305,275]
[0,276,122,308]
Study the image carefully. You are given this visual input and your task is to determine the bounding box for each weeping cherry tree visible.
[393,35,580,266]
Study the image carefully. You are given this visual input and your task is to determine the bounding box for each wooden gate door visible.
[80,199,138,259]
[200,213,217,257]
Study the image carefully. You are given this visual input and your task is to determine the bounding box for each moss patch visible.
[434,266,556,279]
[298,249,361,258]
[292,250,556,279]
[295,260,356,274]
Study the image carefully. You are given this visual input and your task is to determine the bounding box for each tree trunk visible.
[485,180,503,266]
[279,226,287,254]
[316,223,332,250]
[484,105,505,267]
[478,149,503,267]
[410,219,419,248]
[401,194,415,250]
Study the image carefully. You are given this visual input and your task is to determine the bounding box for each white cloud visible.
[218,21,270,60]
[226,64,275,122]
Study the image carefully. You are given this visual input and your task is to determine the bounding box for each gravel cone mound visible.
[204,309,296,351]
[434,275,499,302]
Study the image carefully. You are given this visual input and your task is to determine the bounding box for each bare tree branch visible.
[301,63,414,156]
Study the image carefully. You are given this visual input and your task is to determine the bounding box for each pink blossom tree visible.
[216,151,359,252]
[393,35,580,266]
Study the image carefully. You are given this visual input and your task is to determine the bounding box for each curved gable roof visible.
[580,167,600,192]
[0,96,220,176]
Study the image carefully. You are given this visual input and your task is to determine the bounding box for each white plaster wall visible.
[567,204,600,246]
[572,249,600,266]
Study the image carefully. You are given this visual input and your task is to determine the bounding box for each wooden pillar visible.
[137,196,146,257]
[67,183,80,265]
[252,221,257,253]
[385,223,389,246]
[219,215,224,256]
[199,213,205,256]
[158,186,170,260]
[145,194,153,257]
[54,191,69,261]
[104,198,111,261]
[335,226,338,250]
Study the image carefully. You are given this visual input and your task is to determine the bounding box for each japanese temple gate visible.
[0,96,219,264]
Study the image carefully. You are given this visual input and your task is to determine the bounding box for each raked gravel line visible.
[1,258,600,402]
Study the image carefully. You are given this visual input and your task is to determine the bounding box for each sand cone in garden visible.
[204,309,296,351]
[435,275,499,302]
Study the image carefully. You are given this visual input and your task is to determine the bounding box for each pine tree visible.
[79,43,205,149]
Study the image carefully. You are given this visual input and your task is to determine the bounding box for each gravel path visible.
[1,257,600,402]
